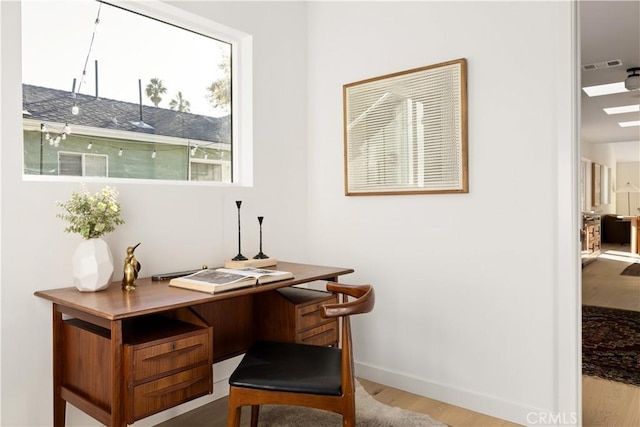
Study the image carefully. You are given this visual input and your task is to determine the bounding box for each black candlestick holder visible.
[232,201,248,261]
[254,216,269,259]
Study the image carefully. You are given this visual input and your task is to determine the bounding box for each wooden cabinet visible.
[582,213,601,265]
[255,286,338,346]
[61,314,212,425]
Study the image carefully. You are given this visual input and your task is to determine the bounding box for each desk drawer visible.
[129,330,209,382]
[296,294,338,332]
[129,364,212,422]
[298,321,338,346]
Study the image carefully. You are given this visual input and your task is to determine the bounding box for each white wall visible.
[306,1,578,425]
[1,1,309,425]
[581,142,617,213]
[581,142,640,215]
[0,0,3,423]
[2,1,580,427]
[616,161,640,215]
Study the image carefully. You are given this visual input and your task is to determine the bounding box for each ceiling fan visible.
[625,67,640,91]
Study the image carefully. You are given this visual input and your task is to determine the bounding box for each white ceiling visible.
[580,1,640,163]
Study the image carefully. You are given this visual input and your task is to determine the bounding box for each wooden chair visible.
[227,282,375,427]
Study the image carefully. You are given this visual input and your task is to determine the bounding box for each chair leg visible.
[227,402,242,427]
[250,405,260,427]
[343,400,356,427]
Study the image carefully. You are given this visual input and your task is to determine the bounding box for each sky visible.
[21,0,229,117]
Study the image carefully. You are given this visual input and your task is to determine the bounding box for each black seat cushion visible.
[229,341,342,396]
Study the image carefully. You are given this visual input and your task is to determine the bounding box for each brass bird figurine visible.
[122,242,141,291]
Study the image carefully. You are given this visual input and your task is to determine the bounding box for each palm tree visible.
[145,77,167,107]
[205,52,231,114]
[169,91,191,112]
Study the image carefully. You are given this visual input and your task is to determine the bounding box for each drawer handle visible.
[142,343,204,362]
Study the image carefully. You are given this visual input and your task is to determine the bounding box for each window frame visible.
[189,158,226,182]
[58,151,109,177]
[21,0,253,187]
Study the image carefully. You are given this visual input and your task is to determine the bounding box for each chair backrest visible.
[322,282,375,319]
[320,283,375,400]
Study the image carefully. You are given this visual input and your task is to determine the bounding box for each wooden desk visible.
[34,262,353,427]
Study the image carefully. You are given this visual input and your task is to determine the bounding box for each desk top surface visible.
[34,262,354,321]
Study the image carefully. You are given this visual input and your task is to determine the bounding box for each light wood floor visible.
[157,245,639,427]
[155,378,519,427]
[581,244,640,427]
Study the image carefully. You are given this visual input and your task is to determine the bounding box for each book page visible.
[215,267,287,279]
[181,269,252,285]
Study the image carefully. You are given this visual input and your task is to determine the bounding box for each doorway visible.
[578,1,640,425]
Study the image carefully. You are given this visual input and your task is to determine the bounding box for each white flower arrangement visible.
[56,184,125,240]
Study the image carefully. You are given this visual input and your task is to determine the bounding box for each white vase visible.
[72,238,115,292]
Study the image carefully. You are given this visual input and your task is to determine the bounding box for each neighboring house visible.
[22,84,231,181]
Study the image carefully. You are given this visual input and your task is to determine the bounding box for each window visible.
[191,161,224,182]
[59,152,108,177]
[21,0,253,184]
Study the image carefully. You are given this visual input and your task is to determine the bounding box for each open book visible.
[168,267,294,294]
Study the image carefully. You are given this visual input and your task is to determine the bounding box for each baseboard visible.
[355,361,544,426]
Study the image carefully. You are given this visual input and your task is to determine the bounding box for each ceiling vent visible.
[582,59,623,71]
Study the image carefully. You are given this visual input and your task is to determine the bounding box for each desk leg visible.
[52,305,66,427]
[110,320,126,427]
[631,217,639,255]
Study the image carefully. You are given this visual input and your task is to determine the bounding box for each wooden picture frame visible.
[580,158,589,212]
[601,165,610,205]
[343,58,468,196]
[592,163,601,207]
